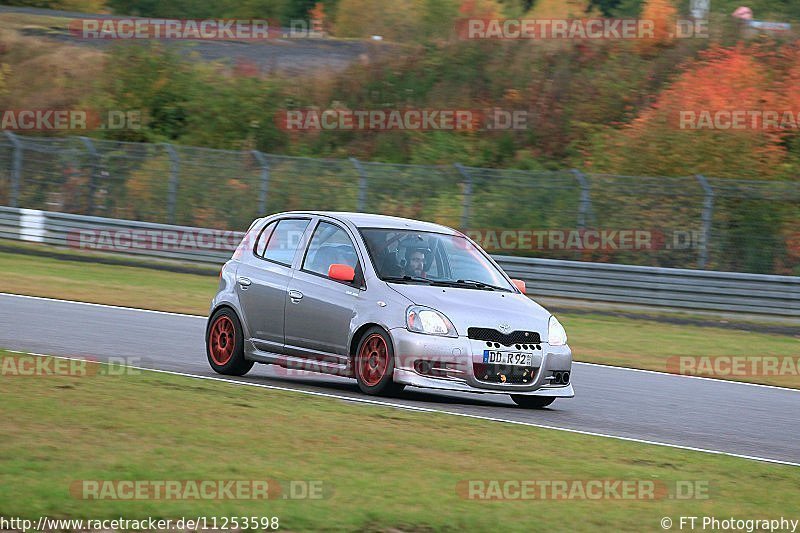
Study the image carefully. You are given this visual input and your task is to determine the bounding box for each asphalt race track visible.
[2,293,798,466]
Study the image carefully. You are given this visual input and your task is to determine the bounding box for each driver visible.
[404,247,429,278]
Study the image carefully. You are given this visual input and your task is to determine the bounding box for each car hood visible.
[386,283,552,339]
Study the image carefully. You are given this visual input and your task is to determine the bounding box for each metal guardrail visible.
[0,206,237,265]
[2,206,798,318]
[498,255,800,317]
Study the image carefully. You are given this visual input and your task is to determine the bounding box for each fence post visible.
[695,174,714,270]
[571,169,591,229]
[454,163,473,230]
[350,157,368,212]
[78,137,99,216]
[252,150,270,216]
[163,144,179,224]
[5,131,22,208]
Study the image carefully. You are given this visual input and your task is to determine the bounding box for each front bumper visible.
[389,327,574,397]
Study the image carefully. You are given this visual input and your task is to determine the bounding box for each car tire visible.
[510,395,555,409]
[206,308,254,376]
[354,327,405,396]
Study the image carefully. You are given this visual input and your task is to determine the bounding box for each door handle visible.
[237,277,252,289]
[288,289,303,303]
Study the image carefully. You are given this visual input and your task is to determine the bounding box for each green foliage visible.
[104,0,336,22]
[5,1,800,272]
[590,0,800,19]
[1,0,106,10]
[98,0,800,25]
[589,0,642,16]
[715,199,786,274]
[706,0,800,20]
[94,43,195,142]
[418,0,460,41]
[95,43,289,151]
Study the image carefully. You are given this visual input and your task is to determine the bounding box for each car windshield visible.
[360,228,514,291]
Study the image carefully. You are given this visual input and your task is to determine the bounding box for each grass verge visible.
[0,247,216,315]
[1,246,798,388]
[1,351,798,532]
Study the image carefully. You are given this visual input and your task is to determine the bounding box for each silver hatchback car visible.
[206,211,574,408]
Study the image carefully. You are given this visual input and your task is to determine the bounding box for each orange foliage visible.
[592,44,797,179]
[310,2,326,21]
[635,45,779,128]
[637,0,677,55]
[778,48,800,123]
[310,2,327,32]
[525,0,594,19]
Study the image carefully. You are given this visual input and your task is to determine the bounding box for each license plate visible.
[483,350,533,366]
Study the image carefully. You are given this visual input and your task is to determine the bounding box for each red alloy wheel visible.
[357,333,389,387]
[209,315,236,366]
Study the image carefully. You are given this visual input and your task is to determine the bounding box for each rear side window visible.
[232,220,262,260]
[254,221,276,257]
[262,218,310,266]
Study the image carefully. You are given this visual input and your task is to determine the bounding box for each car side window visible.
[232,219,263,260]
[261,218,310,266]
[253,221,276,257]
[303,221,359,277]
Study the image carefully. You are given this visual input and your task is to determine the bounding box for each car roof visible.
[277,211,461,235]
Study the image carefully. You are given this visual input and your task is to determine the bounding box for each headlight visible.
[548,315,567,346]
[406,306,457,337]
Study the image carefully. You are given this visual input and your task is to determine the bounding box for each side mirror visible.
[328,264,355,282]
[511,279,526,294]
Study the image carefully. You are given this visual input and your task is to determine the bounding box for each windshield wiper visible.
[382,275,435,285]
[382,276,510,292]
[452,279,512,292]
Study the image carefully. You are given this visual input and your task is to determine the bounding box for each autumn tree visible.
[636,0,677,55]
[587,45,788,179]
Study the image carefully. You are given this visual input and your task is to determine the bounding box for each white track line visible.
[6,349,800,468]
[2,292,798,393]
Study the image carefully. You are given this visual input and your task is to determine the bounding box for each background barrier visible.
[2,206,797,318]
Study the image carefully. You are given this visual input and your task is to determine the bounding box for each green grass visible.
[0,12,77,34]
[1,351,798,532]
[1,245,798,387]
[563,313,800,387]
[0,247,217,315]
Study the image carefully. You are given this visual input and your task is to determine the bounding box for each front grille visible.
[474,363,538,385]
[468,327,541,346]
